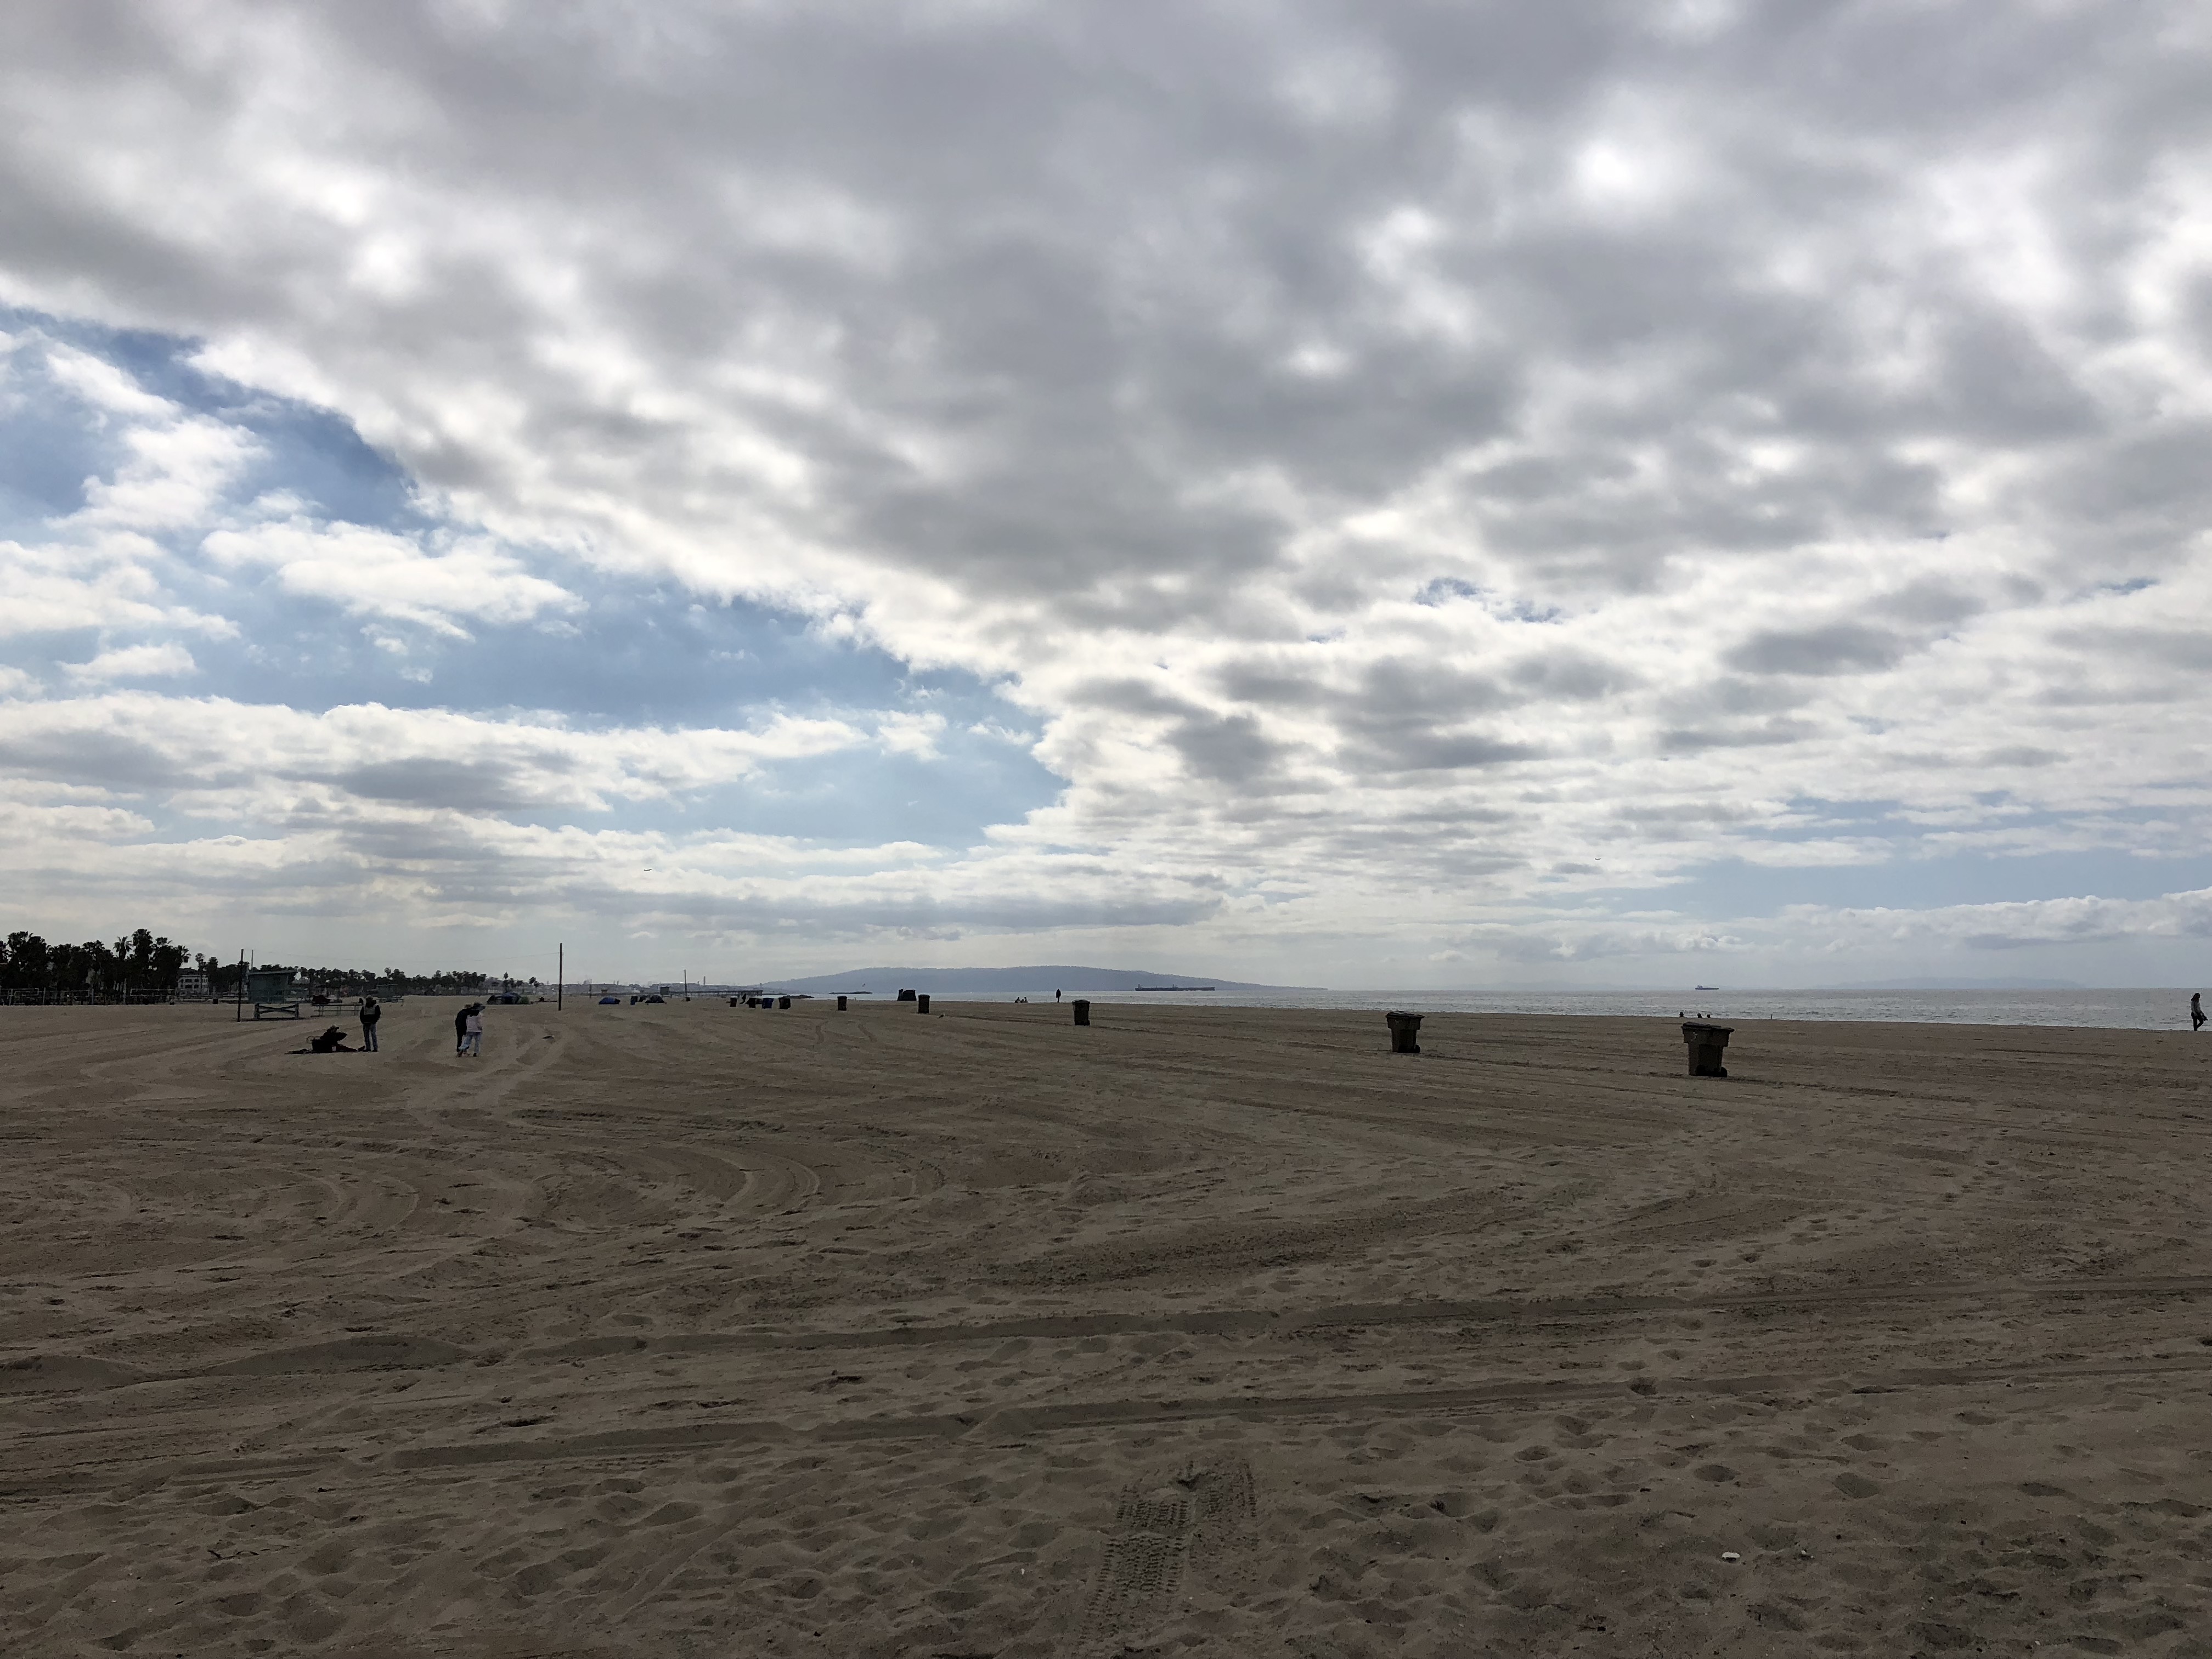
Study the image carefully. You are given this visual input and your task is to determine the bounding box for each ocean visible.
[948,986,2203,1031]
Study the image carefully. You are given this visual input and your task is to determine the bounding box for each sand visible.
[2,997,2208,1657]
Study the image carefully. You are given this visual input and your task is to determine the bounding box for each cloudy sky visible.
[3,1,2210,988]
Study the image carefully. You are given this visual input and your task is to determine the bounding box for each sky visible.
[2,0,2211,989]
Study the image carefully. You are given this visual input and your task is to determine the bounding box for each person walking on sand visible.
[462,1004,484,1057]
[453,1001,470,1054]
[2193,992,2205,1032]
[359,994,381,1052]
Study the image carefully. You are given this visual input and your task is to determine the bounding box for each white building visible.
[176,971,211,1001]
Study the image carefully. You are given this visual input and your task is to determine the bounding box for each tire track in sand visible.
[360,1350,2212,1472]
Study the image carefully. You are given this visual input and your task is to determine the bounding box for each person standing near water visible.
[2193,992,2205,1032]
[359,994,381,1052]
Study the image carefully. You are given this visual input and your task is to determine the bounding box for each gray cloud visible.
[3,2,2212,980]
[336,757,577,814]
[1723,623,1910,677]
[0,726,192,791]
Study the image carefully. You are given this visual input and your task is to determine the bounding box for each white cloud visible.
[1796,889,2212,954]
[873,710,947,760]
[65,642,198,681]
[0,528,235,640]
[202,518,584,639]
[2,5,2211,979]
[40,338,176,419]
[0,693,869,816]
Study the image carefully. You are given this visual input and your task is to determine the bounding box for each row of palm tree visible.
[1,929,190,999]
[0,930,499,1002]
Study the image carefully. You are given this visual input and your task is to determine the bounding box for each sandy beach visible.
[3,997,2208,1657]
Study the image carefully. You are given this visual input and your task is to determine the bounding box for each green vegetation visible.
[205,962,495,999]
[0,929,504,1003]
[2,929,189,1001]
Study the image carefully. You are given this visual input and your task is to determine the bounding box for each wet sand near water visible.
[3,998,2209,1656]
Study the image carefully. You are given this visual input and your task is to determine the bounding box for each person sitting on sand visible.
[299,1025,354,1054]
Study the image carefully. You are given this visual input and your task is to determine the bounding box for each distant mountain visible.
[760,964,1323,996]
[1812,977,2085,991]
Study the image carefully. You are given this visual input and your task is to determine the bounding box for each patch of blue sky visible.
[1412,577,1561,622]
[0,375,111,532]
[1755,797,1910,839]
[1577,848,2212,919]
[39,557,1017,734]
[2,307,1065,848]
[2,304,429,535]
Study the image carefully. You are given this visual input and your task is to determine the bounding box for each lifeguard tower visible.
[247,969,302,1020]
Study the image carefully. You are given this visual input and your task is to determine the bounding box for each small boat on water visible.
[1693,985,1718,991]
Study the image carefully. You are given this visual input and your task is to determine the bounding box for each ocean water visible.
[957,986,2203,1032]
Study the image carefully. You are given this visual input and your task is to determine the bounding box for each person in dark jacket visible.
[359,995,381,1052]
[453,1002,470,1054]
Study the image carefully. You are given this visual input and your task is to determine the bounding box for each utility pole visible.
[557,943,563,1010]
[234,949,245,1022]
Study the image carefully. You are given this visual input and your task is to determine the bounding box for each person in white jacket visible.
[462,1005,484,1057]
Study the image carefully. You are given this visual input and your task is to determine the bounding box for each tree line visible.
[204,963,496,997]
[2,929,190,1000]
[0,929,494,1001]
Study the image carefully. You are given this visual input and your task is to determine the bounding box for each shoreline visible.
[907,985,2204,1031]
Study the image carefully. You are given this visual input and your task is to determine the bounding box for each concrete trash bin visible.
[1683,1020,1733,1077]
[917,994,931,1013]
[1385,1011,1423,1054]
[836,995,848,1011]
[1071,998,1091,1026]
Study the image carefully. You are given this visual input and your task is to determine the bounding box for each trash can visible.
[1683,1020,1732,1077]
[836,995,848,1011]
[777,995,791,1010]
[729,996,740,1007]
[917,994,931,1013]
[1385,1011,1423,1055]
[896,988,916,1001]
[1071,998,1090,1026]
